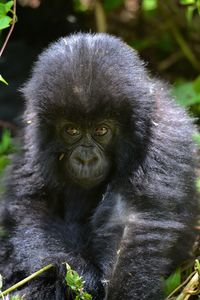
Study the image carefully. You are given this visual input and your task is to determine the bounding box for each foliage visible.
[103,0,123,12]
[0,262,91,300]
[0,0,16,85]
[172,76,200,126]
[0,129,13,176]
[0,272,23,299]
[0,75,8,85]
[65,263,92,300]
[73,0,88,12]
[0,0,13,30]
[180,0,200,17]
[172,76,200,107]
[164,268,181,297]
[164,260,200,299]
[142,0,157,12]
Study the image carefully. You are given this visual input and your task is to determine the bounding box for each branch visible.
[0,0,17,58]
[0,264,54,298]
[94,0,107,32]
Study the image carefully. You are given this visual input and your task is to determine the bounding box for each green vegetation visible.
[0,263,92,299]
[65,263,92,300]
[0,130,14,177]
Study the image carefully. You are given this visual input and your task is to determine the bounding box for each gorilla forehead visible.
[22,33,152,120]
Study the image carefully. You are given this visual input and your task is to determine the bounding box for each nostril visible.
[74,155,98,165]
[75,156,85,165]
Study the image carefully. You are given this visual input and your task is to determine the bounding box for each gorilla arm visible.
[91,188,191,300]
[6,194,102,296]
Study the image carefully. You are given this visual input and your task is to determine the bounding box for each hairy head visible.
[21,33,155,189]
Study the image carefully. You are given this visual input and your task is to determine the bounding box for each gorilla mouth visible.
[71,168,105,180]
[68,165,107,187]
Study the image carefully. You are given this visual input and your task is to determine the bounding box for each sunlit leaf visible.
[193,76,200,93]
[0,74,8,85]
[180,0,195,4]
[0,130,13,155]
[186,6,195,22]
[0,155,10,172]
[142,0,157,11]
[0,15,11,29]
[172,80,200,107]
[73,0,88,12]
[65,263,92,300]
[164,268,181,297]
[5,0,13,13]
[0,1,13,16]
[193,132,200,145]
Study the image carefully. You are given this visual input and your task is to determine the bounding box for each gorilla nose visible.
[74,152,98,166]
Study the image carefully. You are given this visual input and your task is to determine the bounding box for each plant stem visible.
[0,264,54,297]
[176,272,199,300]
[0,0,17,58]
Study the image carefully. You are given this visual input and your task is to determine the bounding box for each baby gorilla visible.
[0,33,198,300]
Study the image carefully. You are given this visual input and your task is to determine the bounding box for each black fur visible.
[0,33,198,300]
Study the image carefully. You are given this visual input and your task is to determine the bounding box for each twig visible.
[0,264,54,297]
[176,272,199,300]
[94,0,107,32]
[0,0,17,58]
[165,271,196,300]
[170,23,200,72]
[158,51,183,71]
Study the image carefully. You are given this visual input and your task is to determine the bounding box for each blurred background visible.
[0,1,200,298]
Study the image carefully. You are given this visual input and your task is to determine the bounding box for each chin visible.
[71,173,107,189]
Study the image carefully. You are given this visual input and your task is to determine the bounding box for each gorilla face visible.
[57,119,117,188]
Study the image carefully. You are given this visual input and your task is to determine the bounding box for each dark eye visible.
[94,126,108,136]
[64,126,80,136]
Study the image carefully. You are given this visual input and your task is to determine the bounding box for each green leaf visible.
[65,263,84,291]
[180,0,195,4]
[186,6,195,22]
[164,268,181,297]
[197,0,200,13]
[5,0,13,13]
[193,76,200,93]
[172,80,200,107]
[0,129,12,154]
[0,155,10,172]
[0,3,6,15]
[73,0,88,12]
[0,74,8,85]
[103,0,123,12]
[65,263,92,299]
[0,1,13,16]
[142,0,157,11]
[193,132,200,145]
[11,296,23,300]
[0,15,12,29]
[195,259,200,272]
[129,38,154,51]
[81,292,92,300]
